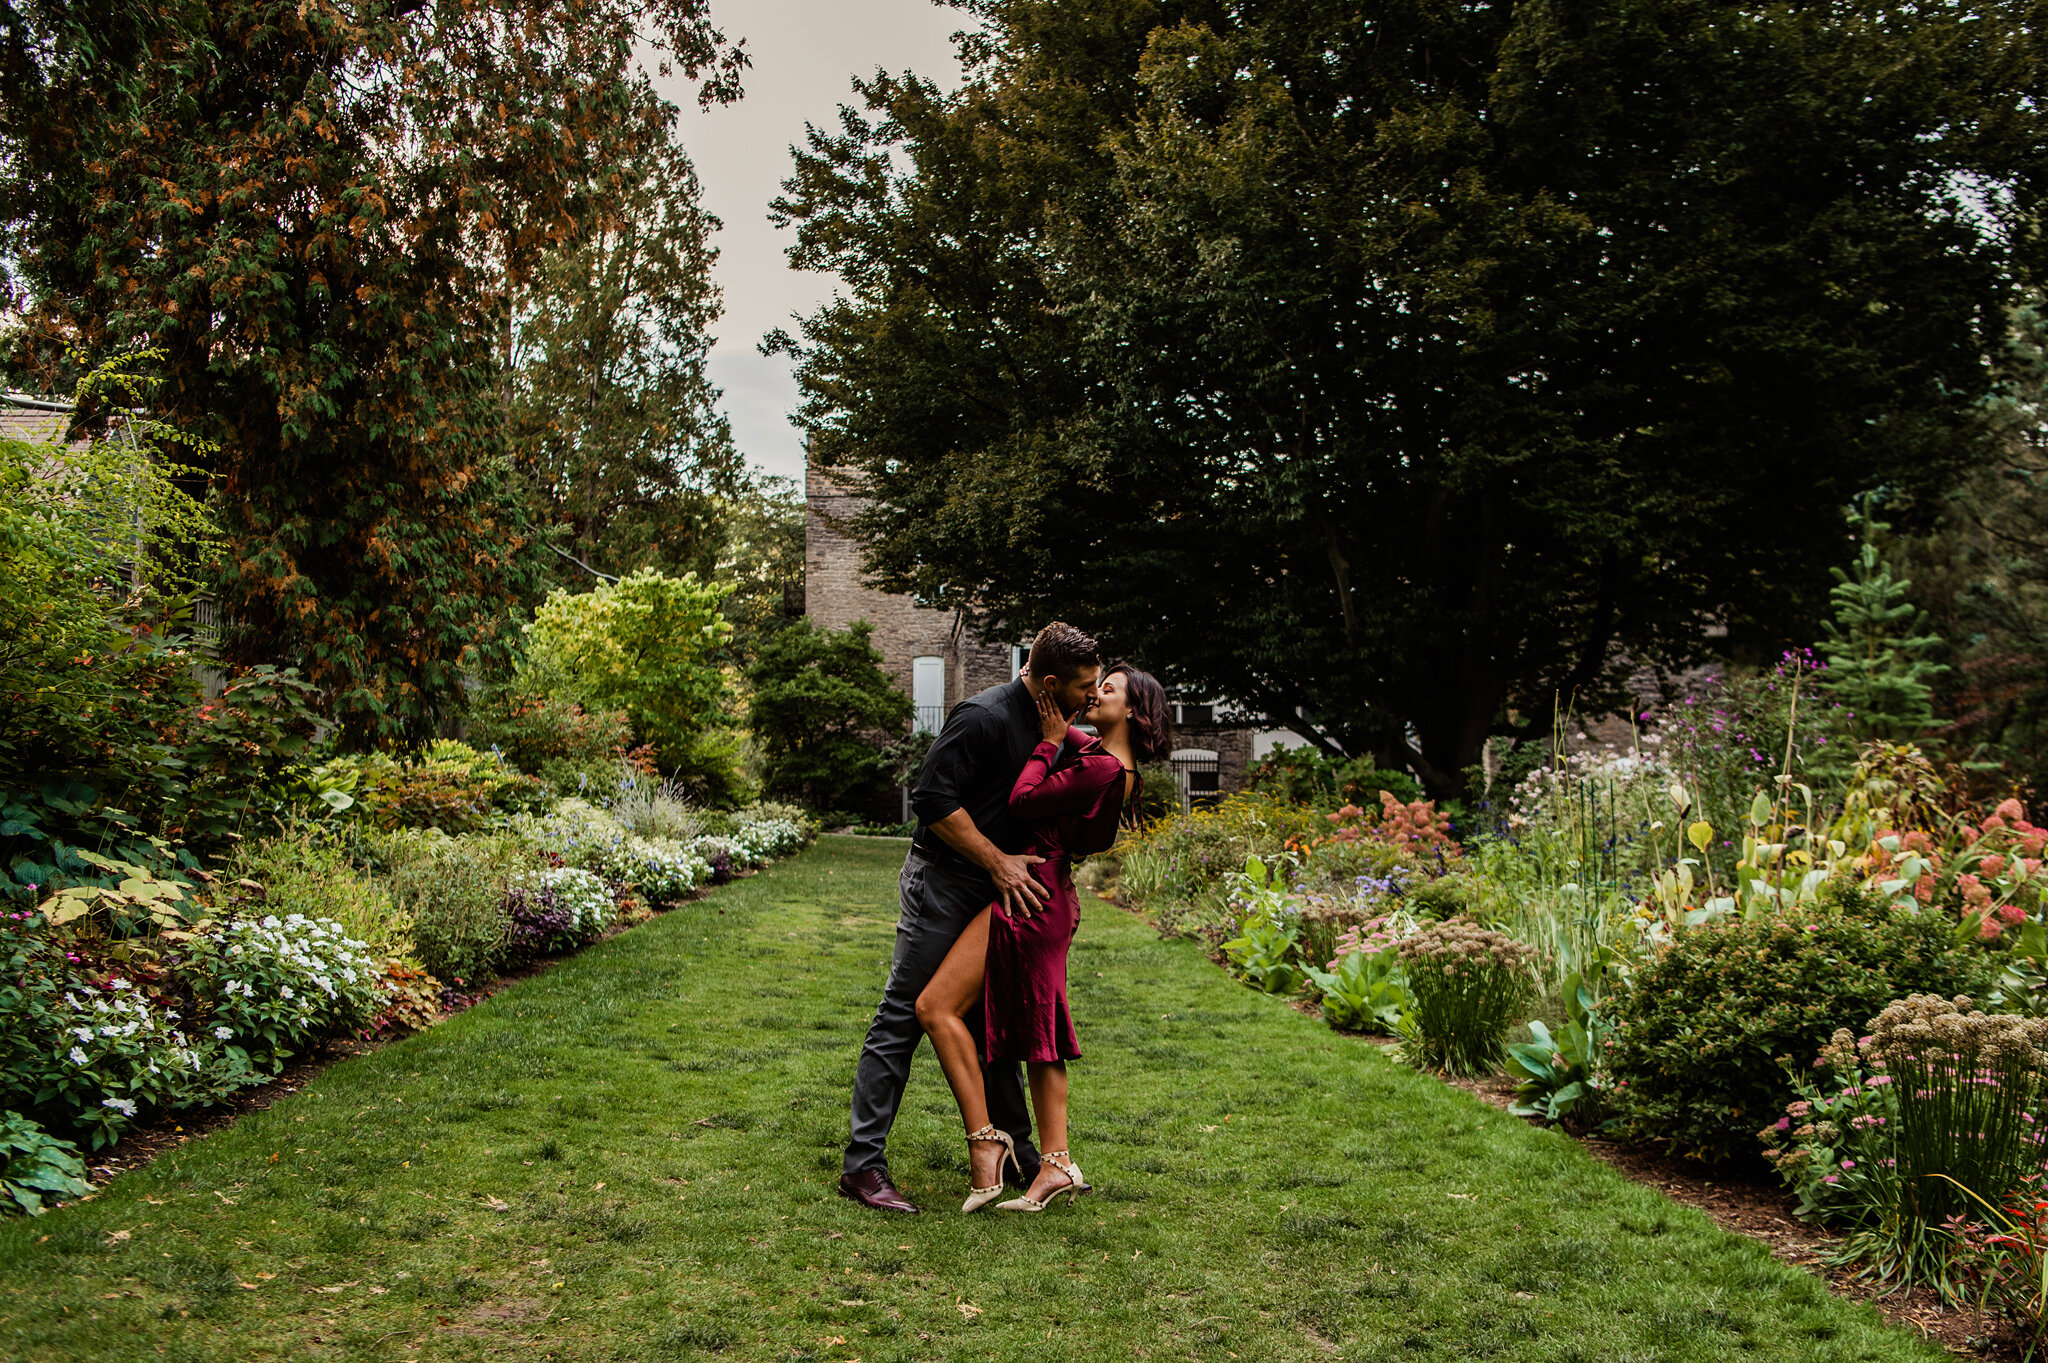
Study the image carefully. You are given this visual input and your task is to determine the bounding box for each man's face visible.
[1041,666,1101,720]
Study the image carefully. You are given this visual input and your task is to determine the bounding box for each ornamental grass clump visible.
[1396,917,1537,1076]
[1846,994,2048,1289]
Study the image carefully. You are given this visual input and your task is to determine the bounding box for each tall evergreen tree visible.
[0,0,746,742]
[746,620,912,811]
[1819,501,1947,742]
[773,0,2048,795]
[1901,294,2048,782]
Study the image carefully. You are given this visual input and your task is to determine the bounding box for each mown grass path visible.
[0,836,1943,1362]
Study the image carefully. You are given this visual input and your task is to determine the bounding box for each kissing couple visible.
[838,622,1172,1214]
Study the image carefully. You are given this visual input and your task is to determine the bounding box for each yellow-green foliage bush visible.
[218,829,413,961]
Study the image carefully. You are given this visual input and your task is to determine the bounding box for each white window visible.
[912,656,946,734]
[1010,643,1028,680]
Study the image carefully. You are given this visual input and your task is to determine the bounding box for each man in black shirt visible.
[839,623,1103,1213]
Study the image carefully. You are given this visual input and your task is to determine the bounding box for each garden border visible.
[54,868,755,1200]
[1111,886,2018,1361]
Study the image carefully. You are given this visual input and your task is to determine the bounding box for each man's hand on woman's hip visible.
[925,808,1050,918]
[991,851,1050,919]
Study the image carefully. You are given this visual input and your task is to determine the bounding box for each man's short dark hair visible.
[1027,621,1102,682]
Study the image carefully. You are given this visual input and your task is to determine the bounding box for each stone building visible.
[804,452,1290,807]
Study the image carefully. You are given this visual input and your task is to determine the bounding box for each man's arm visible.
[925,808,1049,917]
[910,705,1050,917]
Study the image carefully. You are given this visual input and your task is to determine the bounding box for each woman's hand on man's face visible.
[1033,682,1070,744]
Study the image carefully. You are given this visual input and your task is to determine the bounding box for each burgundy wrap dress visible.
[982,726,1134,1064]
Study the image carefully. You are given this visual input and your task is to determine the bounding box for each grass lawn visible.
[0,835,1947,1362]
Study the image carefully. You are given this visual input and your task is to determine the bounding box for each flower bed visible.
[1110,705,2048,1326]
[0,789,820,1212]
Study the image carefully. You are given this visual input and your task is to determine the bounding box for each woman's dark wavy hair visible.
[1106,662,1173,765]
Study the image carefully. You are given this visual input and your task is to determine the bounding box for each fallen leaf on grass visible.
[313,1282,358,1294]
[839,1298,867,1307]
[482,1196,510,1212]
[822,1337,846,1346]
[105,1230,130,1244]
[957,1303,983,1320]
[255,1271,275,1280]
[1447,1193,1476,1201]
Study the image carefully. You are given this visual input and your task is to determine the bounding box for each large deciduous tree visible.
[0,0,745,743]
[507,137,743,592]
[772,0,2048,795]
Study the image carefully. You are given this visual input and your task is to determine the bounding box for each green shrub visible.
[464,681,631,795]
[1397,918,1537,1076]
[1608,887,1990,1161]
[220,830,412,960]
[369,830,534,985]
[345,743,548,833]
[745,619,912,810]
[525,567,733,766]
[0,1110,91,1215]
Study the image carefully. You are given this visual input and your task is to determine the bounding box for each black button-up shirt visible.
[909,679,1049,866]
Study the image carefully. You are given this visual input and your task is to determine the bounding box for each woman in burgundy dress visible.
[915,663,1173,1212]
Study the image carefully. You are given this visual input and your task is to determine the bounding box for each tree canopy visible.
[773,0,2048,794]
[506,136,743,592]
[0,0,746,743]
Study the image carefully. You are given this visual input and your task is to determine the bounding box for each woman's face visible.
[1090,671,1131,727]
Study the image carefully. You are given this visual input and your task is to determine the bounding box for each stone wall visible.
[804,459,1013,721]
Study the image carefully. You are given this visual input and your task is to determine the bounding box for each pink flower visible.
[2000,903,2027,925]
[1999,798,2027,823]
[1824,1174,1841,1185]
[1981,854,2009,879]
[1980,916,2006,941]
[1775,1117,1791,1132]
[1841,1159,1857,1170]
[1959,873,1994,907]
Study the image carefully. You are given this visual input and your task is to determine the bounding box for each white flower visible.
[109,978,130,991]
[101,1097,137,1117]
[214,1025,233,1040]
[68,1046,89,1066]
[279,985,294,1000]
[72,1027,93,1043]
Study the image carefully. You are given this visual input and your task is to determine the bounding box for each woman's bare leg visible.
[1022,1060,1072,1201]
[914,907,1003,1188]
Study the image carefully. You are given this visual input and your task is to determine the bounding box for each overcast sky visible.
[653,1,967,486]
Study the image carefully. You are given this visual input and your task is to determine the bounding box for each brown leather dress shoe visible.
[838,1168,919,1213]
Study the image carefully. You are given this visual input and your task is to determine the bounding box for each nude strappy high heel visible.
[961,1124,1020,1213]
[997,1149,1087,1211]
